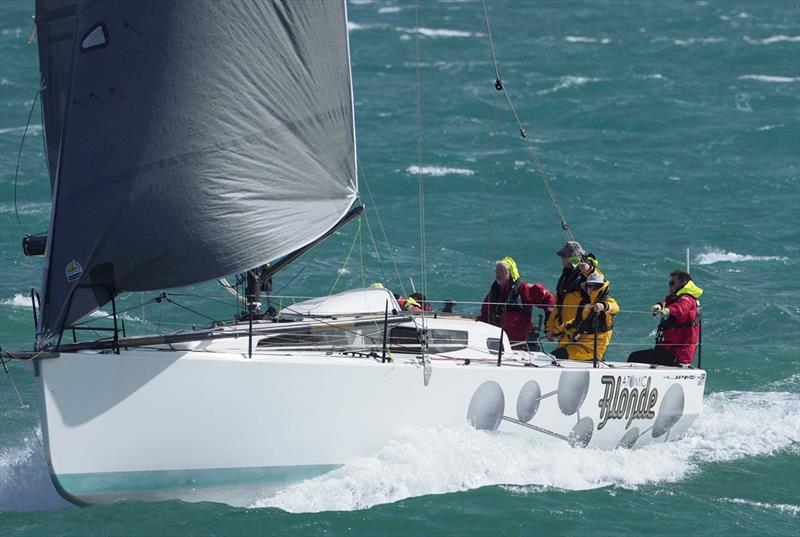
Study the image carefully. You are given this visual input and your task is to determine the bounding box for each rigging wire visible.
[414,0,431,379]
[479,0,573,241]
[361,210,388,286]
[0,349,47,459]
[359,162,407,295]
[414,0,428,301]
[13,86,45,235]
[329,216,362,295]
[488,89,499,262]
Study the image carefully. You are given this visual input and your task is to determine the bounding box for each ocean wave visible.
[564,36,611,44]
[743,35,800,45]
[396,26,479,38]
[252,390,799,512]
[738,75,800,83]
[537,76,606,96]
[695,249,789,265]
[378,6,402,14]
[720,498,799,516]
[674,37,725,46]
[1,293,31,308]
[406,165,474,177]
[347,21,369,31]
[0,201,50,215]
[0,124,43,136]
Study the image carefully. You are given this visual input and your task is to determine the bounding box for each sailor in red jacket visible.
[478,256,555,350]
[628,270,704,366]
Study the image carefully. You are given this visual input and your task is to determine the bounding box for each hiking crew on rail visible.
[628,270,703,366]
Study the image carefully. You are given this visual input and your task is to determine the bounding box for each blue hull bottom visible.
[53,464,341,506]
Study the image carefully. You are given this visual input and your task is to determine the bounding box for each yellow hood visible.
[498,256,520,282]
[677,280,703,299]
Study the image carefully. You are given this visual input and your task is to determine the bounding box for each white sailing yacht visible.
[11,0,705,505]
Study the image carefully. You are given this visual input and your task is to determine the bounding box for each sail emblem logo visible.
[65,259,83,282]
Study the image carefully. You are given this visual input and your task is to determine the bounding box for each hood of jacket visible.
[676,280,703,299]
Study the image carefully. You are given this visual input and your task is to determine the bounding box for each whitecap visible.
[88,309,142,323]
[0,124,43,136]
[250,390,799,513]
[720,498,799,516]
[1,294,31,308]
[695,249,789,265]
[378,6,402,14]
[743,35,800,45]
[537,76,605,96]
[674,37,725,46]
[564,36,610,44]
[396,27,478,38]
[347,21,368,31]
[738,75,800,83]
[406,165,474,177]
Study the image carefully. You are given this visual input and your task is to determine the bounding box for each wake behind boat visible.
[3,0,706,505]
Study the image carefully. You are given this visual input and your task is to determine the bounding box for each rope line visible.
[361,210,387,285]
[0,350,47,459]
[359,162,407,295]
[414,0,428,300]
[329,217,362,295]
[13,86,44,235]
[480,0,573,240]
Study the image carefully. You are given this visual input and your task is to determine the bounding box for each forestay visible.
[37,0,358,342]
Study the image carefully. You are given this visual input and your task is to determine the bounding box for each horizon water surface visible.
[1,1,799,536]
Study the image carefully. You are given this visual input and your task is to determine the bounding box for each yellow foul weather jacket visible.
[547,264,605,346]
[551,279,618,360]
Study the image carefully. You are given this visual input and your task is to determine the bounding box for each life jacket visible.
[487,279,531,326]
[656,296,702,343]
[572,283,614,339]
[553,253,599,325]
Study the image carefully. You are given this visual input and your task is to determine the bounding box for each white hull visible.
[37,340,706,505]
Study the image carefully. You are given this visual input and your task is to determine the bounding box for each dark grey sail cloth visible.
[38,0,357,342]
[35,0,80,189]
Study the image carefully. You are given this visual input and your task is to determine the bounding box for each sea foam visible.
[537,76,606,96]
[251,389,799,513]
[0,430,72,511]
[695,249,789,265]
[1,294,32,308]
[406,165,474,177]
[738,75,800,83]
[743,35,800,45]
[396,27,478,38]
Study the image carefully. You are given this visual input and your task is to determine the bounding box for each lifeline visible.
[597,375,658,430]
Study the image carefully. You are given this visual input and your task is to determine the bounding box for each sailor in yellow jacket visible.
[550,271,619,361]
[546,240,604,347]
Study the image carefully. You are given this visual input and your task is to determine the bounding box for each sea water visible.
[1,0,798,535]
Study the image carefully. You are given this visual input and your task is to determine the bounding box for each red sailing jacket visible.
[479,280,555,346]
[656,292,701,365]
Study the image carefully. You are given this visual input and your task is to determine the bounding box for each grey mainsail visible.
[38,0,357,342]
[35,0,79,189]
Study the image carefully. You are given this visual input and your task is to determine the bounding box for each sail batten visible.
[37,0,357,342]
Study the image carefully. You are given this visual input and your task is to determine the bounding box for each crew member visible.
[628,270,703,366]
[478,256,555,349]
[550,272,619,360]
[546,240,603,346]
